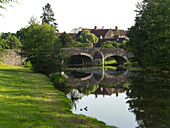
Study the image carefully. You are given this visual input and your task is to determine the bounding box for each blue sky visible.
[0,0,142,33]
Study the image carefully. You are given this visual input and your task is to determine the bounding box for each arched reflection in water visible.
[63,66,129,86]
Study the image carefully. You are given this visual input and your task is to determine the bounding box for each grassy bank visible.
[0,63,114,128]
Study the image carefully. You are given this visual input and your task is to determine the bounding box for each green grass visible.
[104,60,117,65]
[0,63,115,128]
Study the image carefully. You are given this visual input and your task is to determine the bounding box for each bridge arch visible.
[79,53,93,61]
[68,53,93,66]
[104,55,128,65]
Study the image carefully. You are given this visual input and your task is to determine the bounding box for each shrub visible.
[23,60,32,69]
[50,73,66,88]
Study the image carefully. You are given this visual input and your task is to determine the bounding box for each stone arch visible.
[68,54,93,66]
[105,55,128,65]
[93,51,104,65]
[79,53,93,61]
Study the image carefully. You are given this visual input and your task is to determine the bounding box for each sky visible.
[0,0,142,33]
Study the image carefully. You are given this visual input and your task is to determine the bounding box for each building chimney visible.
[115,26,118,31]
[94,26,97,30]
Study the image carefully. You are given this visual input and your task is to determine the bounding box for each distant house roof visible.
[81,26,128,39]
[83,28,111,38]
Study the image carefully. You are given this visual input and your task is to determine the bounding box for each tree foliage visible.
[59,32,74,48]
[101,41,116,48]
[101,40,127,49]
[16,27,28,43]
[40,3,58,31]
[20,23,66,75]
[76,30,98,47]
[0,0,16,9]
[119,40,127,49]
[16,17,39,43]
[73,41,90,47]
[0,38,8,61]
[1,32,21,49]
[127,0,170,71]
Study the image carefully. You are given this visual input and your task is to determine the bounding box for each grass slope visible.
[0,63,114,128]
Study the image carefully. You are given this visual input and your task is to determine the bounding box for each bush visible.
[50,73,66,88]
[23,60,32,69]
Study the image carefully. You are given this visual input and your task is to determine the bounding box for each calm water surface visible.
[58,67,170,128]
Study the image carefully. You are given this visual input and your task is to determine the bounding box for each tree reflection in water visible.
[67,89,83,110]
[126,74,170,128]
[61,67,170,127]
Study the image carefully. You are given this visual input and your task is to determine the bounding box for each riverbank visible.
[0,63,114,128]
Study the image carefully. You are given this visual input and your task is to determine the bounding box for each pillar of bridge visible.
[93,51,104,66]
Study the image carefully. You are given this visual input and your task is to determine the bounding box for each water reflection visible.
[67,89,83,110]
[92,85,125,98]
[63,67,129,87]
[57,67,170,128]
[60,67,137,128]
[126,73,170,128]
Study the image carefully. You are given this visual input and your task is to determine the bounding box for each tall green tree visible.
[76,30,98,47]
[40,3,58,31]
[20,23,66,75]
[127,0,170,71]
[59,32,74,48]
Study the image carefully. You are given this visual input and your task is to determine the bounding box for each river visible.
[56,67,170,128]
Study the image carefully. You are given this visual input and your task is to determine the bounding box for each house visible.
[79,26,128,47]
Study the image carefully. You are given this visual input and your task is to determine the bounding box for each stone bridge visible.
[1,48,129,66]
[63,48,130,66]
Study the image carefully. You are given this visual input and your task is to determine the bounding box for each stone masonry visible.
[1,49,25,66]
